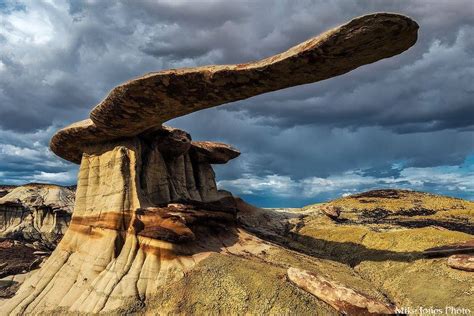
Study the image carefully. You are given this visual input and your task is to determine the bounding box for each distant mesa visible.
[3,13,422,314]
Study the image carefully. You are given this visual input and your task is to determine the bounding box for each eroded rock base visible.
[2,127,240,314]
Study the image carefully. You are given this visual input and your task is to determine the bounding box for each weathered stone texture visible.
[447,254,474,272]
[287,267,396,315]
[2,128,238,314]
[0,184,75,248]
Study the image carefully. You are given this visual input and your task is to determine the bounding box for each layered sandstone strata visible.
[3,13,419,314]
[3,127,240,314]
[0,184,75,248]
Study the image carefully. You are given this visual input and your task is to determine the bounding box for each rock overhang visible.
[49,13,418,164]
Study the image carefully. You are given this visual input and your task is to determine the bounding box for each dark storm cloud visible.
[171,109,474,180]
[220,23,474,133]
[0,0,473,203]
[122,0,250,28]
[0,127,78,184]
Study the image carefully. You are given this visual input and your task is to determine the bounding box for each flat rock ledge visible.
[191,141,240,164]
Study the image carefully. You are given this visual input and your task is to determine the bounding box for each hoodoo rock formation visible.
[0,184,75,248]
[3,13,422,314]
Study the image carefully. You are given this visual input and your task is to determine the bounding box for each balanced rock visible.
[3,13,418,315]
[49,13,418,165]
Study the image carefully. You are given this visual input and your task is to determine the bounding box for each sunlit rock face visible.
[0,184,75,249]
[2,127,240,314]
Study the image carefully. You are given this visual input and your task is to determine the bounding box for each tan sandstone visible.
[0,184,75,248]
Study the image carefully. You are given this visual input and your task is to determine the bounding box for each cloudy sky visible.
[0,0,473,207]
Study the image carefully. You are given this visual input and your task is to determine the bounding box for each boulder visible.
[320,205,342,219]
[447,254,474,272]
[287,267,396,315]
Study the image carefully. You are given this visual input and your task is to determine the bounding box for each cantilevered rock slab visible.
[50,13,418,164]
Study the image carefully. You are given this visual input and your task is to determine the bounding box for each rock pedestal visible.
[3,127,239,314]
